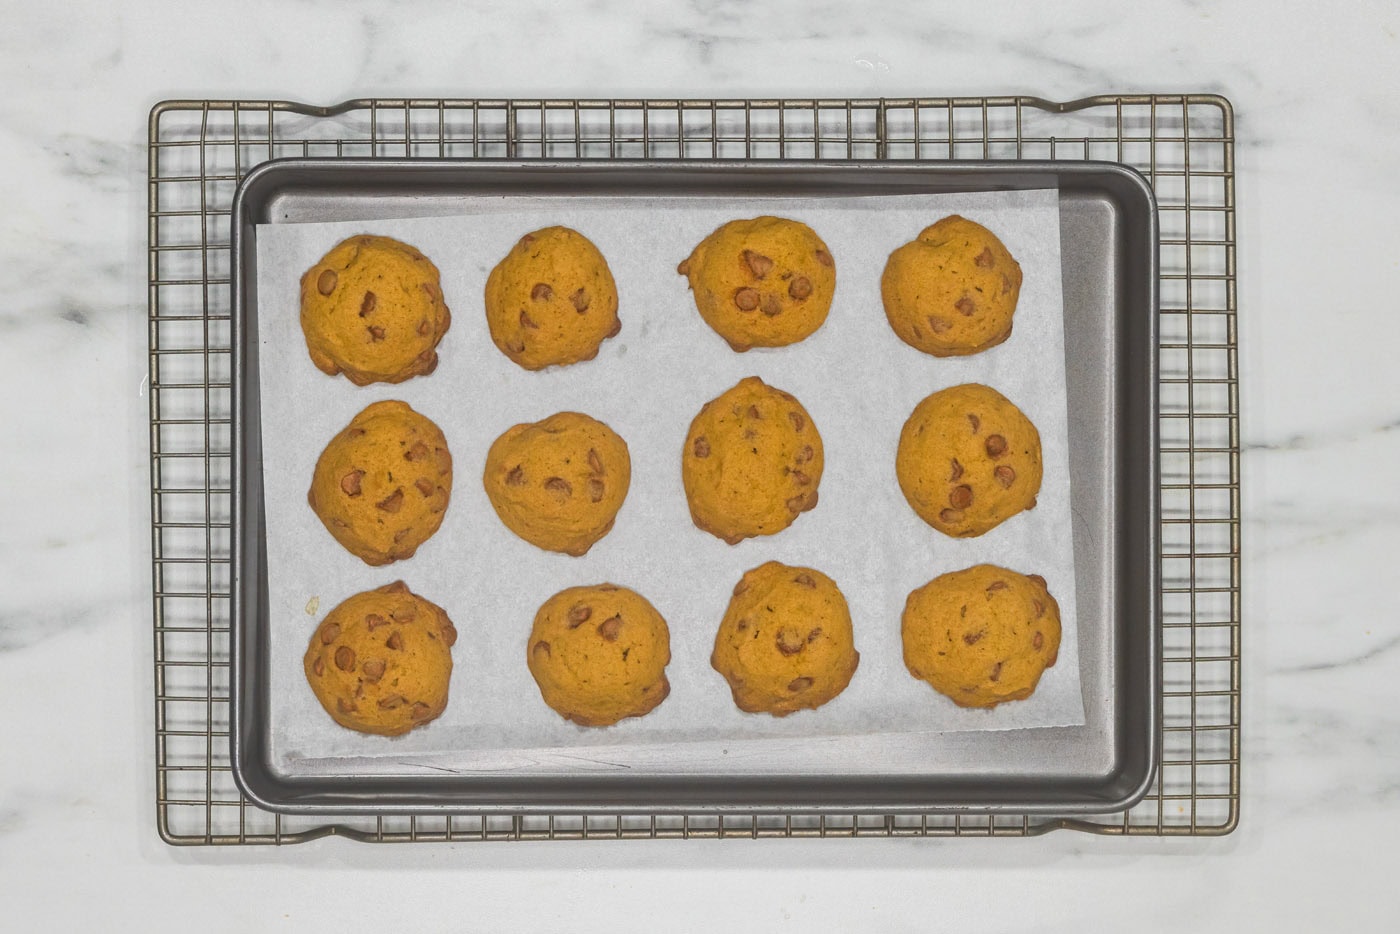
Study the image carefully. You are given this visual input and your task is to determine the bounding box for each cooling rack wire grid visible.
[148,95,1238,843]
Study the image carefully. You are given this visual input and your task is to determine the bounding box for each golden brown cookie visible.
[881,215,1023,357]
[677,216,836,352]
[484,226,620,370]
[482,411,631,557]
[307,400,453,566]
[902,565,1061,708]
[896,383,1041,538]
[299,234,451,385]
[303,581,458,736]
[711,562,859,716]
[526,584,671,727]
[682,376,823,544]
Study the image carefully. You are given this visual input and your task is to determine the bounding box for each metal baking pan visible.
[230,159,1159,815]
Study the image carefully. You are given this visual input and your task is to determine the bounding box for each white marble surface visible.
[2,0,1399,929]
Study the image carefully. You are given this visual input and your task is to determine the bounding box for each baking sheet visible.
[254,189,1084,776]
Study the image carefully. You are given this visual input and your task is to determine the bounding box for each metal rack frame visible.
[148,95,1239,843]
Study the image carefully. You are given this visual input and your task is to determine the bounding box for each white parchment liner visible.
[255,189,1084,777]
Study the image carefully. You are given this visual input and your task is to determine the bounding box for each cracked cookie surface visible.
[682,376,823,544]
[678,216,836,351]
[304,581,457,736]
[482,411,631,557]
[484,226,620,370]
[901,564,1060,708]
[881,215,1022,357]
[300,234,451,385]
[307,400,453,566]
[711,562,859,716]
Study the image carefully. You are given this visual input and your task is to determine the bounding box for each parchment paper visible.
[255,189,1084,777]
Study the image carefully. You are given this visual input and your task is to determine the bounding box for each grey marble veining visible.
[1275,632,1400,674]
[0,0,1398,929]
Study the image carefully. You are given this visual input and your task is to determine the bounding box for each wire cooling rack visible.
[148,95,1239,843]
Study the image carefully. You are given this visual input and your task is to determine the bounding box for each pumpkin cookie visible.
[304,581,458,736]
[682,376,823,544]
[711,562,859,716]
[299,234,451,385]
[896,383,1041,538]
[902,565,1061,708]
[526,584,671,727]
[307,400,453,566]
[677,216,836,352]
[484,226,620,370]
[881,215,1022,357]
[482,412,630,556]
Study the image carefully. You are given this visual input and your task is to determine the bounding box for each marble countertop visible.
[3,0,1399,929]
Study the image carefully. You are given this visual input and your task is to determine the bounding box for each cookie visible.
[482,411,631,557]
[484,226,620,370]
[307,400,453,566]
[896,383,1041,538]
[881,215,1023,357]
[303,581,458,736]
[711,562,859,716]
[526,584,671,727]
[682,376,823,544]
[299,234,451,385]
[901,564,1061,708]
[677,216,836,352]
